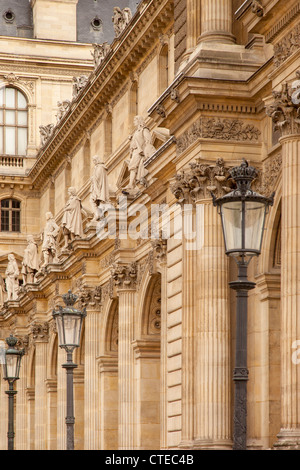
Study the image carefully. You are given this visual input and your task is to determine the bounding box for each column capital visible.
[30,321,49,343]
[77,285,102,310]
[170,158,234,205]
[111,261,137,291]
[266,71,300,137]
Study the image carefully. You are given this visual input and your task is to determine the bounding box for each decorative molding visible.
[170,158,234,205]
[266,72,300,136]
[260,153,282,195]
[176,118,261,155]
[266,3,300,44]
[273,22,300,68]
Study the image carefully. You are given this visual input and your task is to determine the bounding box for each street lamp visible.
[2,334,24,450]
[212,159,274,450]
[52,290,86,451]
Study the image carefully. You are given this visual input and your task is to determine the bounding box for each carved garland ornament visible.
[274,23,300,68]
[176,118,261,155]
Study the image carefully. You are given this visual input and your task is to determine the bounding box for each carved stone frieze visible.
[111,261,137,291]
[30,321,49,342]
[260,153,282,195]
[274,23,300,68]
[176,118,261,155]
[170,158,234,205]
[266,72,300,136]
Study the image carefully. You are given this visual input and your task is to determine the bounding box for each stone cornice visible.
[27,0,174,190]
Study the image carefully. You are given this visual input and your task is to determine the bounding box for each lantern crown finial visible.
[229,159,258,194]
[61,290,78,307]
[6,334,18,348]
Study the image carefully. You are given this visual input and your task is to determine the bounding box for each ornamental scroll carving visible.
[266,71,300,136]
[176,118,261,155]
[170,158,234,205]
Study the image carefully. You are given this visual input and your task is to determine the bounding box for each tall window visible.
[1,199,21,232]
[0,87,28,156]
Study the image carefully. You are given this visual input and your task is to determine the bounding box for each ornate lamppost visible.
[2,334,24,450]
[52,290,86,450]
[212,159,274,450]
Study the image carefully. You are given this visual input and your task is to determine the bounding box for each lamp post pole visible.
[229,259,255,450]
[63,349,78,451]
[6,382,17,451]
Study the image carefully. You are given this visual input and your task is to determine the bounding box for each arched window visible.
[0,87,28,156]
[0,199,21,232]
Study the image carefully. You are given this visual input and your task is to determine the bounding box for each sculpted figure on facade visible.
[0,275,6,307]
[62,187,87,249]
[123,115,156,194]
[39,124,54,147]
[21,235,39,284]
[91,43,110,69]
[72,75,89,100]
[56,100,71,124]
[112,6,132,37]
[90,156,110,221]
[5,254,19,301]
[41,212,60,267]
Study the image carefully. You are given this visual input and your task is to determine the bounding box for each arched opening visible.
[0,86,28,156]
[158,45,169,96]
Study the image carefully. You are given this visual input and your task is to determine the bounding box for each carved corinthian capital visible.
[266,72,300,136]
[30,321,49,342]
[77,285,102,309]
[170,158,234,205]
[111,261,137,291]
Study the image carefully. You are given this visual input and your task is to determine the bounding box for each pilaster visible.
[111,261,137,450]
[171,158,232,449]
[267,72,300,449]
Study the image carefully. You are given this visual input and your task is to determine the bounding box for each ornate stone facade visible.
[0,0,296,452]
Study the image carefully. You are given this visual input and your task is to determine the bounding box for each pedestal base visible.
[273,429,300,450]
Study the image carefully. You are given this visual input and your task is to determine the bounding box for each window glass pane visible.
[12,210,20,232]
[17,111,27,126]
[17,91,27,109]
[12,200,20,209]
[0,127,3,153]
[5,88,15,108]
[0,110,3,124]
[1,200,9,208]
[5,110,15,125]
[0,88,3,107]
[17,127,27,155]
[1,210,9,231]
[5,127,15,154]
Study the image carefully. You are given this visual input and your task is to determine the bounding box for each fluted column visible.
[111,262,137,450]
[56,346,66,450]
[267,76,300,448]
[171,158,232,449]
[194,201,231,448]
[31,322,49,450]
[199,0,235,44]
[16,336,29,450]
[80,287,102,449]
[186,0,201,51]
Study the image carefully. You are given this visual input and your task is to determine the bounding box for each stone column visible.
[171,158,232,449]
[199,0,235,44]
[79,286,102,450]
[111,261,137,450]
[31,322,49,450]
[186,0,201,51]
[267,76,300,448]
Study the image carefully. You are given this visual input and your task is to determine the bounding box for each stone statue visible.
[90,156,110,221]
[0,275,6,307]
[112,6,132,37]
[91,43,110,69]
[39,124,54,146]
[56,100,71,124]
[5,254,19,301]
[62,187,87,249]
[21,235,39,284]
[72,75,89,100]
[123,115,156,193]
[41,212,60,267]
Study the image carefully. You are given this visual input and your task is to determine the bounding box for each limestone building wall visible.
[0,0,298,452]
